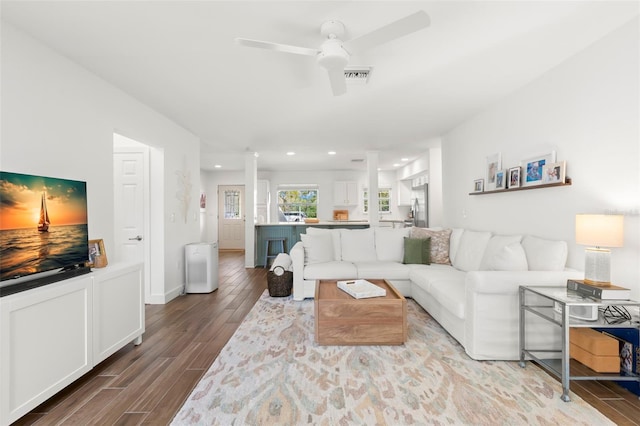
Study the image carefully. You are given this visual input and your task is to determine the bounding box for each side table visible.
[519,285,640,402]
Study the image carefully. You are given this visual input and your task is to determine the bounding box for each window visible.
[223,189,241,219]
[277,187,318,221]
[363,188,391,214]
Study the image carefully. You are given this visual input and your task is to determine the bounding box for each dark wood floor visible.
[14,250,640,425]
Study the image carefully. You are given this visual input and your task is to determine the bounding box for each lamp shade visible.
[575,214,624,248]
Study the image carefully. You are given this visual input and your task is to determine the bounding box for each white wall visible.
[1,23,201,303]
[442,18,640,298]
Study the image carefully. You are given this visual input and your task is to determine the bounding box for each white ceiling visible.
[2,1,638,172]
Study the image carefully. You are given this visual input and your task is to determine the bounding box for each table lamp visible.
[575,214,624,285]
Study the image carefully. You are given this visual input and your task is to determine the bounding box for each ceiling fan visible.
[235,11,430,96]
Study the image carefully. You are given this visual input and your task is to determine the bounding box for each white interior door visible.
[113,148,150,299]
[218,185,245,250]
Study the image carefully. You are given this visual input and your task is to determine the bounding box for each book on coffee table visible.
[337,279,386,299]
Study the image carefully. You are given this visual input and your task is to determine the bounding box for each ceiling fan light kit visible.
[235,11,430,96]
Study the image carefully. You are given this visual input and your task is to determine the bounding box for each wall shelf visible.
[469,178,572,195]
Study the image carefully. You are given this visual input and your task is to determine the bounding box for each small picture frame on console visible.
[542,161,566,184]
[473,179,484,193]
[88,239,108,268]
[486,153,502,190]
[521,151,557,187]
[508,166,521,188]
[495,169,506,190]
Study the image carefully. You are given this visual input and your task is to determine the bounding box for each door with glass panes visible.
[218,185,245,249]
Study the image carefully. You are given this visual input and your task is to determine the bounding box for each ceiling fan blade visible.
[326,67,347,96]
[235,38,319,56]
[342,11,430,54]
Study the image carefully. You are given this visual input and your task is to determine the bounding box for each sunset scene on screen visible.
[0,172,88,231]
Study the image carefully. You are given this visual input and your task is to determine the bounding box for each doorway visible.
[218,185,245,250]
[113,133,163,303]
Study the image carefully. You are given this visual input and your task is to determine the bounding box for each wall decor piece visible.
[88,239,108,268]
[542,161,566,184]
[486,153,502,190]
[521,151,556,187]
[495,169,506,190]
[508,166,521,188]
[473,179,484,193]
[176,156,192,223]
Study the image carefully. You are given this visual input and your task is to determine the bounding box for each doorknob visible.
[129,235,143,241]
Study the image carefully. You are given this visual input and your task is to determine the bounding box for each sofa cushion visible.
[522,235,568,271]
[340,228,377,262]
[355,261,412,280]
[300,233,334,265]
[408,264,465,293]
[303,261,358,280]
[403,237,431,265]
[429,280,466,320]
[410,227,453,265]
[375,227,411,262]
[452,229,492,272]
[307,227,341,261]
[480,235,528,271]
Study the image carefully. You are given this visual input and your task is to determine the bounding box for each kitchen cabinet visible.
[334,181,358,206]
[257,179,270,205]
[257,179,270,223]
[397,180,412,206]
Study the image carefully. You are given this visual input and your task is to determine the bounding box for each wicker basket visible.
[267,270,293,297]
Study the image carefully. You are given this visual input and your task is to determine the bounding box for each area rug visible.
[172,291,613,425]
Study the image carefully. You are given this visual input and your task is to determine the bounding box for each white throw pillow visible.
[375,227,410,262]
[449,228,465,261]
[480,243,529,271]
[306,227,341,260]
[300,233,334,265]
[451,229,492,272]
[522,235,568,271]
[479,235,524,270]
[340,228,377,262]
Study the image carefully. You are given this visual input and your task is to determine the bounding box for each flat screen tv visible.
[0,171,90,296]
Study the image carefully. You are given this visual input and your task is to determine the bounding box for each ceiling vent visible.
[351,158,365,163]
[344,67,371,84]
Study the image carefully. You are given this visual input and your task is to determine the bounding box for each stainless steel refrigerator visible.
[411,183,429,228]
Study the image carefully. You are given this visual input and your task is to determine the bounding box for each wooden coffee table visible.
[314,279,407,345]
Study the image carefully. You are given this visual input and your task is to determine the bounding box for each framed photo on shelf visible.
[473,179,484,193]
[521,151,557,187]
[508,166,521,188]
[542,161,566,184]
[495,169,506,190]
[88,239,108,268]
[486,153,502,190]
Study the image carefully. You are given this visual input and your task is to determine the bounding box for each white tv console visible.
[0,262,144,425]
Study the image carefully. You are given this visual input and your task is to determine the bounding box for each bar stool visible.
[264,238,286,268]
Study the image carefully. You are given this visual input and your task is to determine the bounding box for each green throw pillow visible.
[403,237,431,265]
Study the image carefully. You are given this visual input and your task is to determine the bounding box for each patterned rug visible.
[172,291,613,425]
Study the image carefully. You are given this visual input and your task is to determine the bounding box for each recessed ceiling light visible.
[214,164,222,168]
[286,152,295,156]
[401,158,409,162]
[328,151,336,155]
[393,163,400,167]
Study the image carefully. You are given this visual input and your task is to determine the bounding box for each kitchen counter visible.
[254,221,370,267]
[256,221,370,226]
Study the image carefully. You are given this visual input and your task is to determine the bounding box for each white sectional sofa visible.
[289,226,583,360]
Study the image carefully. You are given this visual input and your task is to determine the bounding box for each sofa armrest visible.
[290,241,305,301]
[463,269,584,360]
[466,269,583,295]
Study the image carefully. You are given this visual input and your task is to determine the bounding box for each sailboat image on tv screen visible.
[38,192,50,232]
